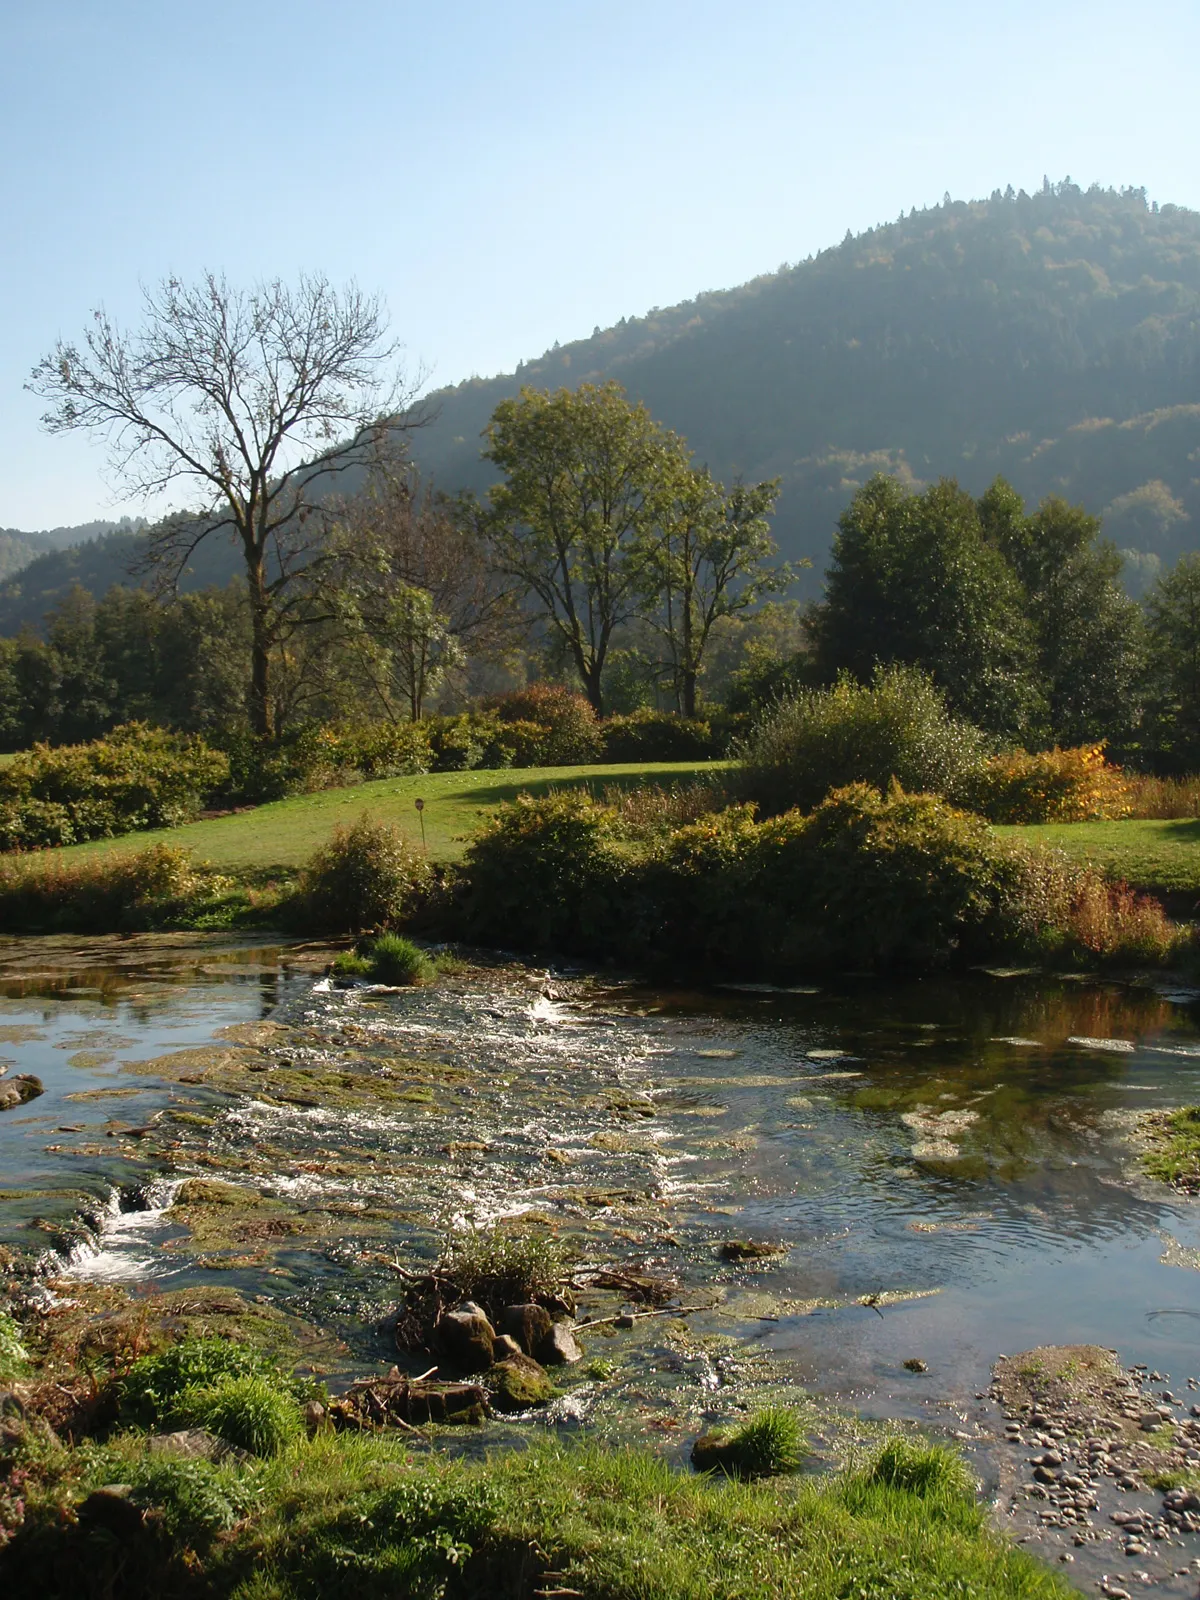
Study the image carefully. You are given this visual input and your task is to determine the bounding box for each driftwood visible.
[331,1373,487,1429]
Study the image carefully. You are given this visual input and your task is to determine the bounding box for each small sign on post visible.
[415,797,427,854]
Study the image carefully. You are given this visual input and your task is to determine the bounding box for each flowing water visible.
[4,933,1200,1589]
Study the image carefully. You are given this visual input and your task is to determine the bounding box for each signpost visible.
[415,797,427,855]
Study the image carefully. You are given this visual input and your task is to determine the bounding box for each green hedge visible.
[0,724,229,849]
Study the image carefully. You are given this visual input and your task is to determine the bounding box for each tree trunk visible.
[681,668,697,720]
[584,662,604,717]
[247,565,273,740]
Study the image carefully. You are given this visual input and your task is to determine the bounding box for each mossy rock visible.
[488,1353,553,1411]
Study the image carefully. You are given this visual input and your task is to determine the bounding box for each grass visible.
[1000,817,1200,902]
[4,1431,1072,1599]
[25,761,728,876]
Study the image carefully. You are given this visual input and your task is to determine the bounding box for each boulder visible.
[146,1428,222,1460]
[78,1485,144,1536]
[436,1302,495,1372]
[0,1075,44,1112]
[488,1353,553,1412]
[493,1333,523,1360]
[541,1321,584,1365]
[691,1433,739,1474]
[501,1303,554,1357]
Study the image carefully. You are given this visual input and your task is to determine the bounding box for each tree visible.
[330,468,515,720]
[479,382,688,714]
[980,483,1144,745]
[1144,553,1200,772]
[811,475,1040,737]
[647,470,790,717]
[30,274,417,737]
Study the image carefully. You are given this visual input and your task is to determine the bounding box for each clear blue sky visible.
[4,0,1199,528]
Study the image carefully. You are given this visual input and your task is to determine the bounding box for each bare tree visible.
[30,273,420,737]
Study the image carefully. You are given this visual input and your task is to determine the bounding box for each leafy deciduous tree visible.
[480,382,688,713]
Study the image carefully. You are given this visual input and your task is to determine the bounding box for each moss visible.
[487,1355,555,1411]
[1141,1104,1200,1192]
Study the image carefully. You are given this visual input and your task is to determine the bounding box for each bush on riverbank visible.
[461,783,1191,973]
[296,815,431,934]
[0,724,229,850]
[0,843,235,933]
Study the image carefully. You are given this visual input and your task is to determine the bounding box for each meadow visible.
[33,761,730,874]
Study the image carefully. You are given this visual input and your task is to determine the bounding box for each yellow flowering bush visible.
[953,743,1130,824]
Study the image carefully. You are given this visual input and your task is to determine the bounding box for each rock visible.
[78,1485,143,1536]
[304,1400,327,1437]
[0,1075,44,1111]
[436,1302,495,1372]
[0,1390,27,1419]
[720,1239,784,1261]
[902,1358,928,1373]
[541,1321,583,1365]
[487,1353,553,1412]
[492,1333,523,1360]
[691,1432,740,1473]
[500,1303,554,1358]
[146,1428,222,1460]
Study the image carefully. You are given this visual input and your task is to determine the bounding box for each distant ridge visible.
[7,181,1200,631]
[410,182,1200,593]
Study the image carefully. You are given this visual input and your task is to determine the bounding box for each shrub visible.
[175,1374,301,1457]
[0,844,226,933]
[0,724,229,849]
[461,789,627,951]
[953,742,1131,823]
[866,1438,974,1502]
[738,665,989,816]
[485,684,603,764]
[604,779,731,836]
[330,949,374,979]
[437,1225,573,1317]
[0,1312,28,1382]
[600,710,719,762]
[297,814,431,933]
[118,1336,279,1429]
[126,1457,244,1543]
[1118,773,1200,820]
[363,932,433,985]
[716,1408,807,1478]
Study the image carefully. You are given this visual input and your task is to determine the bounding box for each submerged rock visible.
[488,1353,553,1411]
[436,1302,496,1372]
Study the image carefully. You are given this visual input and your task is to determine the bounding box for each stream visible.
[3,932,1200,1596]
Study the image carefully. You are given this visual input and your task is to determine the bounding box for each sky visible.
[3,0,1200,529]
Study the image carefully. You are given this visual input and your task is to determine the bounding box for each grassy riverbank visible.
[24,761,728,874]
[1,1397,1068,1600]
[999,818,1200,903]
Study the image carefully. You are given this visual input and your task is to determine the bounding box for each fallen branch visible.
[576,1301,716,1329]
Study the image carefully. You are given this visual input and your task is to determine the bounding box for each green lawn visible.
[47,760,729,876]
[1000,817,1200,900]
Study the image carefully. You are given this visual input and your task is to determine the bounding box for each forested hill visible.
[412,182,1200,591]
[5,182,1199,633]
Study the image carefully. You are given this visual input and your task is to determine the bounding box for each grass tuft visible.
[176,1374,302,1458]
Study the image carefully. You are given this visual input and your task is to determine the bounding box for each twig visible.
[577,1302,715,1329]
[413,1365,439,1383]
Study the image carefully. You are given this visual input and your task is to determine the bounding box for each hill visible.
[5,180,1199,631]
[412,181,1200,594]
